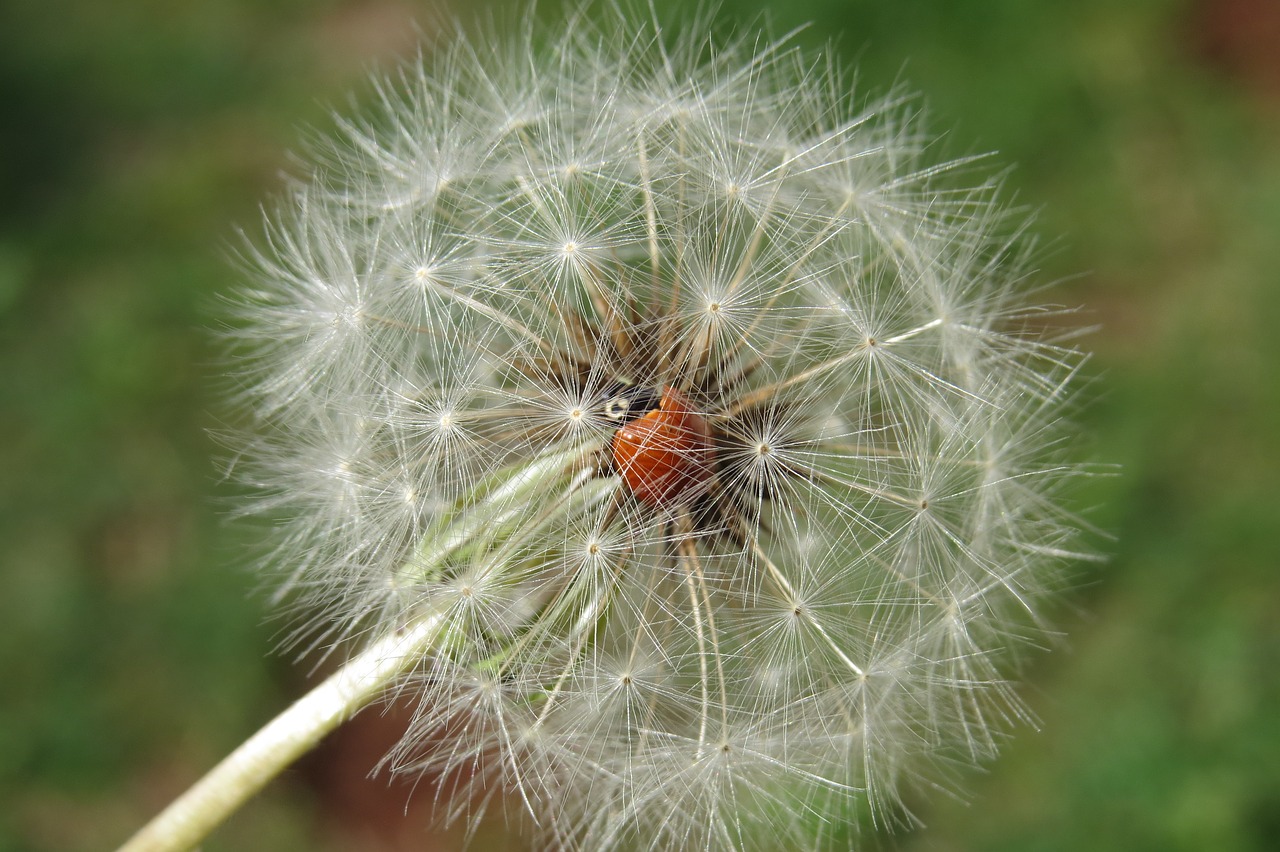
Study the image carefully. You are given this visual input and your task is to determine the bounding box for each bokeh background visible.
[2,0,1278,849]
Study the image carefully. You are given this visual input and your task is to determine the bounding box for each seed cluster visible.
[230,6,1089,849]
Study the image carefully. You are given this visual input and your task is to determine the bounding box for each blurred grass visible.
[1,0,1277,850]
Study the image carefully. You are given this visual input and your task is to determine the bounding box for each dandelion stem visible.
[117,613,446,852]
[398,440,600,586]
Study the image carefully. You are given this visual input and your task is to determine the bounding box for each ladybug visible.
[607,385,716,508]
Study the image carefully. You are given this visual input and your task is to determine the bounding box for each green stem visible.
[120,442,615,851]
[116,613,446,852]
[398,440,601,586]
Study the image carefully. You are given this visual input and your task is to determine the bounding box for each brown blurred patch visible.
[298,697,447,851]
[298,695,524,851]
[310,0,448,71]
[1189,0,1280,99]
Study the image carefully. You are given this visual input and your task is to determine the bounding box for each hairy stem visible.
[117,613,446,852]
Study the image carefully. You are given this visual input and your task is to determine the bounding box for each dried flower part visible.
[229,5,1090,849]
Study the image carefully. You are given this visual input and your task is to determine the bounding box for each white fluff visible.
[226,5,1092,848]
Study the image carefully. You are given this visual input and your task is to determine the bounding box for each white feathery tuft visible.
[227,4,1093,849]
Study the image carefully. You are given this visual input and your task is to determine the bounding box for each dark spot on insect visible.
[601,383,662,425]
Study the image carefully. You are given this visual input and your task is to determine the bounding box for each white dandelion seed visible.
[123,4,1094,851]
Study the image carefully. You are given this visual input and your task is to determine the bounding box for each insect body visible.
[609,386,716,508]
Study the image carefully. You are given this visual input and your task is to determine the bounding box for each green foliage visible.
[2,0,1277,849]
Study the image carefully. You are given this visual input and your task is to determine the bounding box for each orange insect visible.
[609,386,716,508]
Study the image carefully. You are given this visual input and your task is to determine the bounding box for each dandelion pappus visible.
[206,3,1096,847]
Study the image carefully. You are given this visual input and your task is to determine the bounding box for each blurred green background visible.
[2,0,1277,849]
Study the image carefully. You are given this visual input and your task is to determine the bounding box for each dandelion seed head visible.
[228,3,1092,848]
